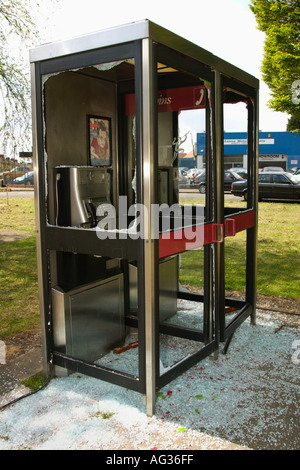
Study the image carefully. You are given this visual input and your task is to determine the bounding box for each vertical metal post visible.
[30,63,51,377]
[203,87,214,343]
[213,70,225,343]
[142,38,158,416]
[246,91,259,326]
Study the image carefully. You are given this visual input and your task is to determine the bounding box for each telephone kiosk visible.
[31,20,259,415]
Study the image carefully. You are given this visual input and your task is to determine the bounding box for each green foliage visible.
[21,372,45,391]
[250,0,300,131]
[101,412,114,419]
[286,114,300,132]
[93,411,114,419]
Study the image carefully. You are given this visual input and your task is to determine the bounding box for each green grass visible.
[256,202,300,298]
[0,197,36,232]
[179,199,300,300]
[21,372,45,391]
[0,196,299,342]
[0,236,39,339]
[0,197,39,340]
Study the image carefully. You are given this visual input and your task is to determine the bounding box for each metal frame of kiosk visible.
[30,20,259,416]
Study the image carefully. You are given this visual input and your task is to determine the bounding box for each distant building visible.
[196,131,300,170]
[178,150,196,169]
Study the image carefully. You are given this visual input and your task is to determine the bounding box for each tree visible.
[0,1,39,156]
[250,0,300,131]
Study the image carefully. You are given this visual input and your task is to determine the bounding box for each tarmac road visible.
[179,188,242,201]
[0,187,243,202]
[0,188,34,198]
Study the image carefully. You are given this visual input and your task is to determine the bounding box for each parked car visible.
[287,168,300,183]
[224,170,246,191]
[13,171,34,186]
[231,171,300,201]
[186,168,203,181]
[287,167,300,174]
[189,168,205,186]
[0,166,32,185]
[178,168,190,188]
[261,166,285,173]
[195,169,245,193]
[228,167,248,179]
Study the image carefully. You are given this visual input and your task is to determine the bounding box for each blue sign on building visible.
[197,131,300,169]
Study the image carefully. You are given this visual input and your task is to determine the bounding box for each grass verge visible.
[0,197,39,340]
[0,197,36,233]
[0,236,40,339]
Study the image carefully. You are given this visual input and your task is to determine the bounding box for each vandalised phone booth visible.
[30,20,259,416]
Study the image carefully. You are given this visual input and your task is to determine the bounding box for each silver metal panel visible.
[141,38,157,417]
[129,257,178,322]
[69,275,124,362]
[251,88,259,326]
[31,62,50,375]
[52,275,125,363]
[51,287,67,349]
[51,286,70,378]
[30,20,149,63]
[159,257,178,321]
[30,20,259,89]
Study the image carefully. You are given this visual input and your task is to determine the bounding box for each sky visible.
[36,0,288,133]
